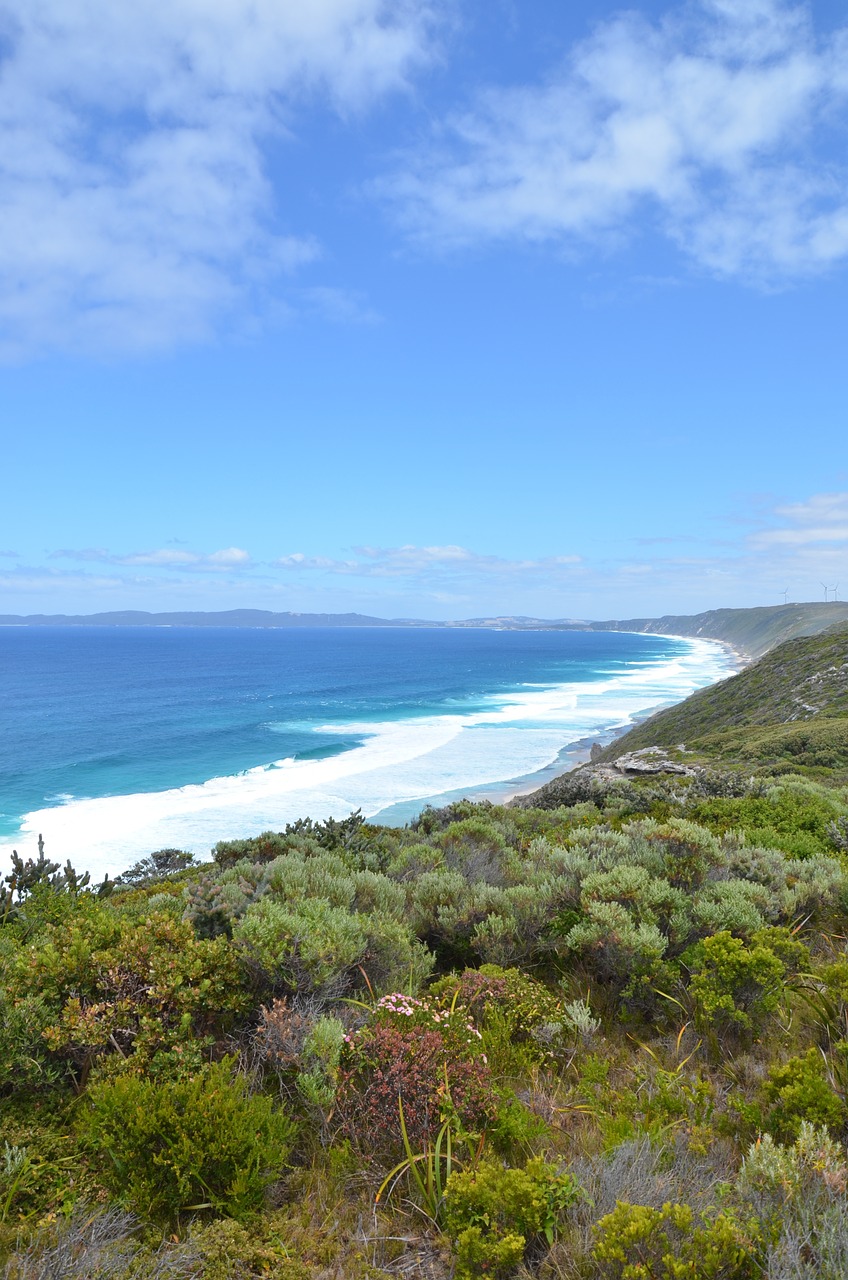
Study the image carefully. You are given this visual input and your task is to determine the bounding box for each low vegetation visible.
[598,620,848,774]
[3,625,848,1277]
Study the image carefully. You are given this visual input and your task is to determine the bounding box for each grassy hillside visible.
[598,621,848,772]
[586,601,848,658]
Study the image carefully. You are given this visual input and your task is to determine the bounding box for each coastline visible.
[495,632,748,807]
[375,633,743,819]
[1,632,738,879]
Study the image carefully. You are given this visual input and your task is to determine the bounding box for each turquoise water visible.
[0,625,733,877]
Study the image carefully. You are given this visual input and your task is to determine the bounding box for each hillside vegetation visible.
[593,621,848,775]
[4,631,848,1279]
[586,601,848,658]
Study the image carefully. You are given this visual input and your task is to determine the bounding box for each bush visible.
[0,990,60,1094]
[736,1122,848,1275]
[185,1217,312,1279]
[592,1199,761,1279]
[444,1158,580,1280]
[761,1049,847,1143]
[79,1059,296,1223]
[295,1016,346,1122]
[432,966,575,1072]
[689,782,848,859]
[335,1001,498,1156]
[545,819,841,1012]
[234,891,432,997]
[5,906,249,1085]
[686,931,786,1046]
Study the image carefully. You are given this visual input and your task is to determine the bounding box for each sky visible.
[1,0,847,621]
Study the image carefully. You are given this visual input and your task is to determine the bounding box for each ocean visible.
[0,625,734,880]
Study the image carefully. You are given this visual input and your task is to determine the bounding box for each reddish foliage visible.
[336,1024,497,1152]
[452,970,510,1013]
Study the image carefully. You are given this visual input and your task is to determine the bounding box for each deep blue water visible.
[0,626,732,871]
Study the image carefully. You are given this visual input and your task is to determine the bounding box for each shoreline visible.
[374,633,743,819]
[1,632,738,877]
[496,632,748,807]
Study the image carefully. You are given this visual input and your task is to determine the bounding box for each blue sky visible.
[1,0,847,620]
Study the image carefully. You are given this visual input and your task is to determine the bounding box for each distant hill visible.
[598,621,848,773]
[582,602,848,659]
[3,602,848,651]
[0,609,420,628]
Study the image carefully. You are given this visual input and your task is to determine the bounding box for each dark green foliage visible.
[8,669,848,1278]
[213,809,389,871]
[688,781,848,857]
[1,904,249,1087]
[79,1059,296,1223]
[117,848,196,888]
[0,990,59,1093]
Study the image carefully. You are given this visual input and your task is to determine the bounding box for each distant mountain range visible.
[2,602,848,658]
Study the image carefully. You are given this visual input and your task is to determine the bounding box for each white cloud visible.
[6,494,847,615]
[751,491,848,547]
[51,545,253,571]
[0,567,137,595]
[0,0,437,357]
[755,525,848,547]
[385,0,848,280]
[277,543,581,579]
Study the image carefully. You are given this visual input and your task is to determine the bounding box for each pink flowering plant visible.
[371,991,487,1058]
[335,990,497,1155]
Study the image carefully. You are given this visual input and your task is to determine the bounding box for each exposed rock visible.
[611,748,699,777]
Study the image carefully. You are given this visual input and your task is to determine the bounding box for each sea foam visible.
[0,636,733,881]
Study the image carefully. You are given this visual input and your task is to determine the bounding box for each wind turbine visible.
[780,589,789,605]
[821,582,830,602]
[833,584,840,602]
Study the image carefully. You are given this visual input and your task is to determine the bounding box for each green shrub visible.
[0,990,59,1094]
[686,931,786,1046]
[444,1158,580,1280]
[234,894,431,996]
[592,1200,761,1279]
[761,1048,847,1143]
[689,782,848,858]
[432,966,574,1073]
[79,1059,296,1223]
[5,906,249,1084]
[295,1015,346,1121]
[186,1217,311,1279]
